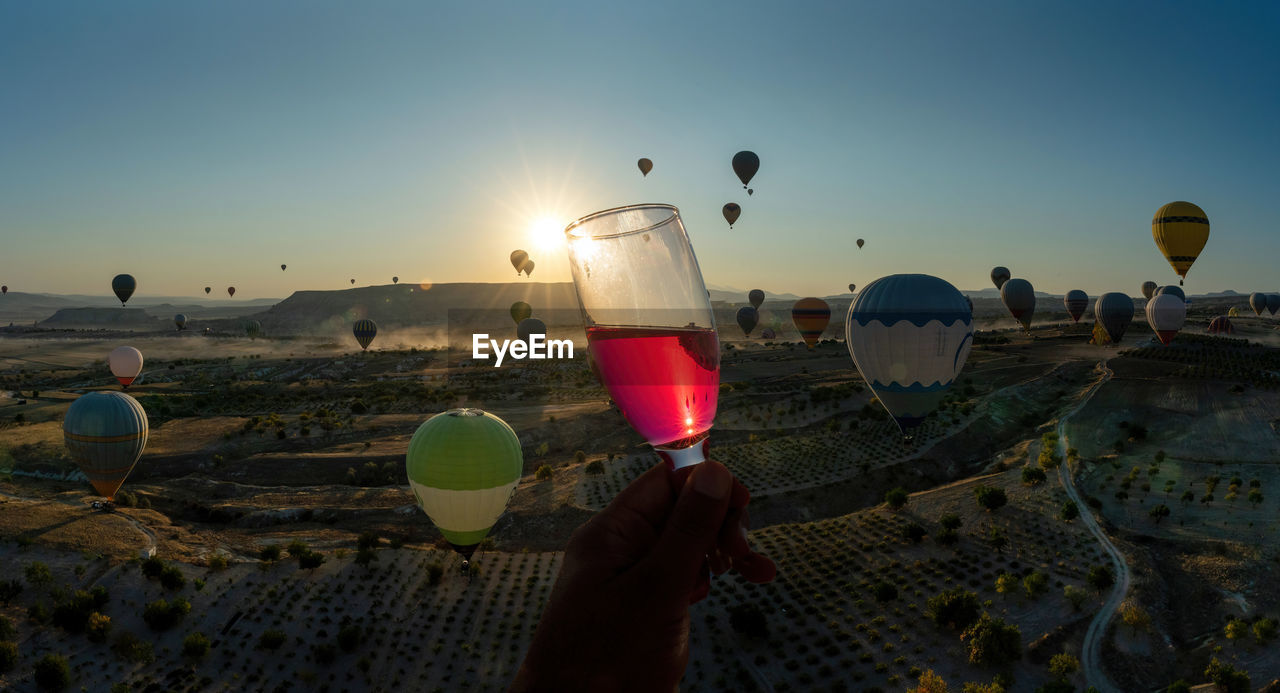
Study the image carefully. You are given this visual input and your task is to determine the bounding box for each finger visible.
[605,461,679,535]
[731,552,777,584]
[640,460,734,595]
[717,507,751,560]
[709,549,730,576]
[689,563,711,604]
[730,477,750,508]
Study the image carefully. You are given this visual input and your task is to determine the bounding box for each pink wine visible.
[586,325,720,450]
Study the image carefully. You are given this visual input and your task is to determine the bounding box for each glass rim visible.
[564,203,679,240]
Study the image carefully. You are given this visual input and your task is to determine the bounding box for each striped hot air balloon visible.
[353,319,378,350]
[405,409,522,562]
[791,298,830,348]
[63,392,148,501]
[1063,290,1089,323]
[845,274,973,432]
[1145,293,1186,346]
[1095,293,1135,344]
[1208,316,1234,335]
[1152,201,1209,283]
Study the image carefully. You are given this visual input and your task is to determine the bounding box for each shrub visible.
[160,566,186,591]
[1060,501,1079,522]
[902,523,927,543]
[1063,585,1088,611]
[287,540,310,558]
[140,556,165,579]
[1086,565,1114,595]
[585,459,605,475]
[1021,467,1046,485]
[536,465,554,481]
[960,613,1022,668]
[142,598,190,631]
[207,554,228,571]
[299,552,326,570]
[182,632,210,659]
[926,589,981,631]
[936,528,959,546]
[974,486,1007,511]
[86,612,111,643]
[884,487,909,510]
[0,641,17,673]
[33,653,71,691]
[111,631,155,664]
[258,545,281,562]
[939,514,962,530]
[1204,657,1250,693]
[357,532,381,551]
[1022,572,1048,599]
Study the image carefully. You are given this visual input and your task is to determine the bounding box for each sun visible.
[528,216,565,251]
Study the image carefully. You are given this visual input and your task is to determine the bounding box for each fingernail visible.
[740,524,749,543]
[694,464,731,500]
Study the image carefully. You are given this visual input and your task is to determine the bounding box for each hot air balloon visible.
[1095,293,1134,344]
[1064,290,1088,323]
[227,287,236,297]
[1145,293,1186,345]
[1000,278,1035,331]
[1141,281,1157,300]
[1208,316,1235,335]
[748,289,765,309]
[392,277,399,284]
[1,286,7,295]
[990,267,1010,290]
[245,320,261,338]
[1268,294,1280,316]
[732,151,759,188]
[510,301,532,325]
[848,284,856,294]
[856,239,865,249]
[204,287,211,295]
[281,264,287,271]
[760,327,776,339]
[1153,201,1211,285]
[1156,285,1185,301]
[405,409,522,565]
[516,317,545,344]
[174,314,187,331]
[63,392,148,501]
[1227,307,1240,318]
[111,274,136,306]
[845,274,973,433]
[723,203,741,228]
[510,250,529,274]
[1249,292,1267,316]
[523,260,535,277]
[350,279,356,285]
[637,158,653,177]
[736,307,759,336]
[108,346,143,388]
[792,298,830,348]
[351,319,377,350]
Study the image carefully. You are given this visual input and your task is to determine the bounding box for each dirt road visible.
[1054,358,1129,693]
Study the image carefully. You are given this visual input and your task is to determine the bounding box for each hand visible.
[510,460,775,693]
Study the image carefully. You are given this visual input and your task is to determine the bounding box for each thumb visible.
[640,461,733,596]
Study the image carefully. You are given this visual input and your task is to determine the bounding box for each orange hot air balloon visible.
[791,297,831,348]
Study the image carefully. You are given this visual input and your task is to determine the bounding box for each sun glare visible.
[529,216,566,251]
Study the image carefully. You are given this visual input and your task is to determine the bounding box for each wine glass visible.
[564,204,719,470]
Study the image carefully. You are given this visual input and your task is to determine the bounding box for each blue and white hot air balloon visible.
[845,274,973,434]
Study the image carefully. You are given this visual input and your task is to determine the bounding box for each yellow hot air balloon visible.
[1152,201,1209,283]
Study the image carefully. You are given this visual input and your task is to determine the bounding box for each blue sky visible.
[2,1,1277,299]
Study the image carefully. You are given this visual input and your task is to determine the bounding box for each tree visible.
[872,580,898,602]
[1022,467,1046,485]
[995,573,1018,599]
[110,631,154,664]
[903,522,927,543]
[1059,501,1079,522]
[1248,489,1263,507]
[535,464,554,481]
[33,653,71,691]
[140,556,165,579]
[1048,652,1080,679]
[939,514,963,530]
[299,551,326,570]
[182,632,210,659]
[885,487,909,510]
[427,562,444,586]
[1252,617,1277,644]
[23,562,53,589]
[0,579,22,605]
[1063,585,1088,612]
[1224,618,1249,645]
[0,641,17,674]
[926,589,982,631]
[585,459,605,475]
[258,545,281,562]
[987,526,1008,553]
[1163,681,1191,693]
[1119,600,1149,634]
[1148,504,1171,524]
[1086,565,1114,595]
[86,612,111,643]
[960,613,1022,668]
[974,486,1008,512]
[354,547,378,569]
[160,566,186,591]
[909,669,949,693]
[287,539,310,558]
[1023,571,1048,599]
[1204,657,1250,693]
[1180,490,1194,505]
[357,531,381,551]
[257,629,287,651]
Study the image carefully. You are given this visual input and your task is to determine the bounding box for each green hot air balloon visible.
[63,392,148,501]
[112,274,137,306]
[732,151,759,189]
[748,289,765,309]
[510,301,532,325]
[405,409,522,565]
[353,319,377,350]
